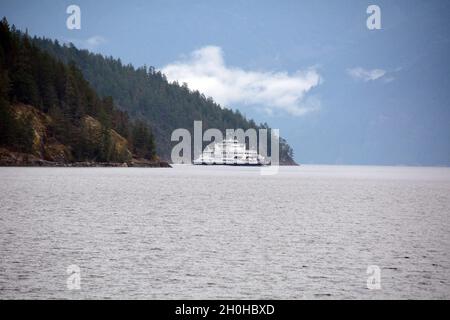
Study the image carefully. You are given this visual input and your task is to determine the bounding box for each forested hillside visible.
[33,34,296,164]
[0,18,158,165]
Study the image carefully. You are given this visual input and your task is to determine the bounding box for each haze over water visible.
[1,165,449,299]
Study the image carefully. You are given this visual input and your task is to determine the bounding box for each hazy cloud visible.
[161,46,321,116]
[65,35,107,51]
[85,36,107,48]
[347,67,387,82]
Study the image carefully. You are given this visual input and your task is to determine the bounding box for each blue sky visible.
[1,0,449,165]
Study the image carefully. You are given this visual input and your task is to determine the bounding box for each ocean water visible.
[0,165,449,299]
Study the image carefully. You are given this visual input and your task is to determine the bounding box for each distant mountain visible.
[32,33,297,165]
[0,18,165,166]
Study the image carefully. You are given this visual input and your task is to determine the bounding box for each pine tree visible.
[10,35,39,106]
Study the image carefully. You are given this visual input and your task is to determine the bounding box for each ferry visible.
[193,138,267,166]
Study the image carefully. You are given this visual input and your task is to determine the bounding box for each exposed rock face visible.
[0,148,63,166]
[82,115,133,162]
[13,104,73,163]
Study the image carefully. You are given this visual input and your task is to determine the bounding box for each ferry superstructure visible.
[193,138,266,166]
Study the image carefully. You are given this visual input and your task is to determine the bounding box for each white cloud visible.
[65,35,107,51]
[161,46,322,116]
[347,67,387,82]
[85,36,107,48]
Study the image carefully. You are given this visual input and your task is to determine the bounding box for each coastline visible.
[0,160,172,168]
[0,161,172,168]
[0,148,171,168]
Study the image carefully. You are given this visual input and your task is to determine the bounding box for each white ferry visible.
[193,138,267,166]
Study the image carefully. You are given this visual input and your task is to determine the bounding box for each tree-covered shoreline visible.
[0,18,159,165]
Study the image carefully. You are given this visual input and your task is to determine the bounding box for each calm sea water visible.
[0,165,449,299]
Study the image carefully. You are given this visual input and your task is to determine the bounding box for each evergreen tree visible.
[131,120,156,160]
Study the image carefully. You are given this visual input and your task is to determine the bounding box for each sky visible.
[1,0,449,166]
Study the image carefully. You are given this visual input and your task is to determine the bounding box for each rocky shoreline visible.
[0,148,171,168]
